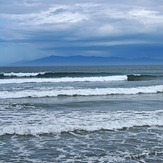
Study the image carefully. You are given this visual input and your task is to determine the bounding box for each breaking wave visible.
[0,110,162,136]
[0,85,163,99]
[0,72,45,78]
[0,72,117,78]
[0,75,127,84]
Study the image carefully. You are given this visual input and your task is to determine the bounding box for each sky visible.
[0,0,163,65]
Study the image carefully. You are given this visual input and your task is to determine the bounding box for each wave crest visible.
[0,75,127,84]
[0,72,116,78]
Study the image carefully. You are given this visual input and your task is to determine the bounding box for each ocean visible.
[0,65,163,163]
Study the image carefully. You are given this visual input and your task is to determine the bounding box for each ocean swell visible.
[1,71,163,82]
[127,74,163,81]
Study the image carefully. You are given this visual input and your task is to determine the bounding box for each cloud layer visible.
[0,0,163,65]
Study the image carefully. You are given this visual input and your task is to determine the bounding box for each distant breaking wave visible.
[0,72,163,81]
[0,72,117,78]
[0,72,45,78]
[0,85,163,99]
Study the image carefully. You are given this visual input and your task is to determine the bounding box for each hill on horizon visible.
[11,55,163,66]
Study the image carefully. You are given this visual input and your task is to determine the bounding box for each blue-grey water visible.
[0,65,163,163]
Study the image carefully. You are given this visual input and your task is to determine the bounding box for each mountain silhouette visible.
[12,55,163,66]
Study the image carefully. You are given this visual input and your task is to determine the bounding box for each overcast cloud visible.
[0,0,163,65]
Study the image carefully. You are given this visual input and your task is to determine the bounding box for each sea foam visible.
[0,110,162,136]
[3,72,45,77]
[0,75,127,84]
[0,85,163,99]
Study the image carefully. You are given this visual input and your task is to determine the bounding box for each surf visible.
[0,75,127,84]
[0,110,162,136]
[0,85,163,99]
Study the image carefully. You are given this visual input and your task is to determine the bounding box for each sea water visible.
[0,65,163,163]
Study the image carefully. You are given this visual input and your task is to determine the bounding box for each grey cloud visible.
[0,0,163,64]
[1,0,163,38]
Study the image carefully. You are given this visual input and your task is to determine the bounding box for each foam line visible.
[0,75,127,84]
[0,85,163,99]
[0,110,162,135]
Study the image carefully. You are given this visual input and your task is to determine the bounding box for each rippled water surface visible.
[0,66,163,163]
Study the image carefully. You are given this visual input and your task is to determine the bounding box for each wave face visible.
[0,85,163,99]
[0,110,163,136]
[127,74,163,81]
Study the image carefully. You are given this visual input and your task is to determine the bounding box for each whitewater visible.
[0,85,163,99]
[0,109,163,136]
[0,65,163,163]
[0,75,127,84]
